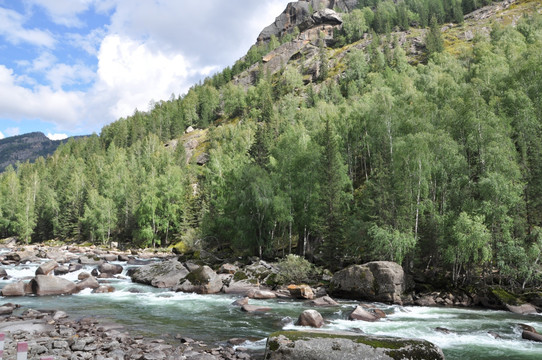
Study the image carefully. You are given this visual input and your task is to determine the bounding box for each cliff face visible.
[0,132,67,171]
[257,0,358,43]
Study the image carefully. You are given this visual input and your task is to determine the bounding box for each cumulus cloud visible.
[0,7,55,47]
[0,131,4,139]
[0,66,84,130]
[93,34,193,119]
[46,133,68,140]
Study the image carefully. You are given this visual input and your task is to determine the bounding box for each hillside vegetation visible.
[1,0,542,291]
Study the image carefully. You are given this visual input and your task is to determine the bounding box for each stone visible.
[310,295,339,307]
[36,260,58,275]
[330,261,405,304]
[264,330,445,360]
[103,254,118,262]
[522,330,542,343]
[0,267,7,278]
[1,281,26,296]
[288,284,315,300]
[76,276,100,291]
[348,306,379,322]
[248,289,276,299]
[296,309,325,328]
[78,272,91,280]
[518,323,537,333]
[506,303,538,315]
[99,262,123,276]
[0,305,15,315]
[79,255,104,265]
[131,259,189,288]
[54,265,69,275]
[218,263,238,274]
[30,275,77,296]
[69,263,83,272]
[175,265,223,294]
[415,295,437,306]
[241,304,272,313]
[231,297,249,306]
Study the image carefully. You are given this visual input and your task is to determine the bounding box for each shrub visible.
[276,254,317,284]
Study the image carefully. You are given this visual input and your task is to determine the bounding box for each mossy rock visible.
[233,271,248,281]
[264,330,445,360]
[491,287,522,306]
[169,241,189,254]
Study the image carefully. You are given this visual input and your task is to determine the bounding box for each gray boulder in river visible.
[330,261,405,304]
[130,258,189,288]
[264,330,445,360]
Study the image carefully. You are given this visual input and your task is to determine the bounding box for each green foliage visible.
[276,254,317,284]
[1,6,542,291]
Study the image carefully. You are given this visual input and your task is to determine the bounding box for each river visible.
[1,256,541,359]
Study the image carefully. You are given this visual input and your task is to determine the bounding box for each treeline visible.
[1,9,542,289]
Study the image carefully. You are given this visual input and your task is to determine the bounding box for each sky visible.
[0,0,291,140]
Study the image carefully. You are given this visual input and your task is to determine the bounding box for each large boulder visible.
[296,310,325,328]
[288,284,314,300]
[98,262,123,275]
[348,305,379,322]
[175,266,224,294]
[330,261,405,304]
[36,260,58,275]
[76,275,100,291]
[264,331,445,360]
[30,275,77,296]
[310,295,339,307]
[1,281,26,296]
[130,259,189,288]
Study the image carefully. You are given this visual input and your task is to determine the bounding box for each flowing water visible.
[1,257,542,359]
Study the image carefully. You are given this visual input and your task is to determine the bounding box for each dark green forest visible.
[1,0,542,290]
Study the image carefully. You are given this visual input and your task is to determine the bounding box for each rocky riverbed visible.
[0,306,254,360]
[1,240,541,359]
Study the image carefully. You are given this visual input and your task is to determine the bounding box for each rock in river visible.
[130,258,189,288]
[265,330,445,360]
[330,261,405,304]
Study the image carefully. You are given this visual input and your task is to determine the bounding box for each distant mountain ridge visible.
[0,132,77,171]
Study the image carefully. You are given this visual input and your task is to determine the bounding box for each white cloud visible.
[0,65,84,130]
[5,127,20,137]
[66,27,106,56]
[26,0,94,28]
[0,7,55,47]
[93,34,193,119]
[46,133,68,140]
[47,63,95,90]
[0,131,4,139]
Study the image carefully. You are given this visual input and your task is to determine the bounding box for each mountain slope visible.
[0,132,69,172]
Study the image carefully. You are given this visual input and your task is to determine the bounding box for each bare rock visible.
[30,275,77,296]
[348,305,379,322]
[288,284,315,300]
[131,259,189,288]
[296,309,324,328]
[310,295,339,307]
[175,265,223,294]
[330,261,405,304]
[241,304,272,313]
[522,330,542,343]
[77,276,100,291]
[248,289,276,299]
[1,281,26,296]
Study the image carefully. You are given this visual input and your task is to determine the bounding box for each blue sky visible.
[0,0,291,140]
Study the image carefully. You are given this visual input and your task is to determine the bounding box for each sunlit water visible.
[1,257,541,359]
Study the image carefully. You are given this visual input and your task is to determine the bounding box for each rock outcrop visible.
[257,0,356,43]
[264,330,445,360]
[330,261,405,304]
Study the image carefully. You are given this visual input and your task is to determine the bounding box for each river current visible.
[1,256,541,359]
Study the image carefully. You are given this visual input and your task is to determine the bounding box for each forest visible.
[1,0,542,291]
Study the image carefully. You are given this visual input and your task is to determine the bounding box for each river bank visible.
[0,241,541,359]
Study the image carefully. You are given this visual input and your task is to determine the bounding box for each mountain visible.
[1,0,542,290]
[0,132,72,171]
